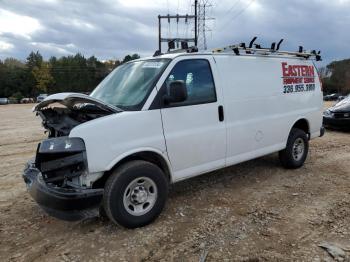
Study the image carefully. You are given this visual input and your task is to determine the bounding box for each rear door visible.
[159,57,226,182]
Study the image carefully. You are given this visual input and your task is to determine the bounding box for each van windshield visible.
[90,59,170,111]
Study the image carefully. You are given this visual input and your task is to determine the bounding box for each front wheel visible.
[103,160,168,228]
[279,128,309,169]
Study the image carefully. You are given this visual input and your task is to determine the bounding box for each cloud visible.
[0,0,349,65]
[0,8,42,39]
[0,40,14,51]
[210,0,350,65]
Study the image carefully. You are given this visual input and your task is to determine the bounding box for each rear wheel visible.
[279,128,309,169]
[103,160,168,228]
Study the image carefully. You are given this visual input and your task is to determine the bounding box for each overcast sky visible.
[0,0,349,65]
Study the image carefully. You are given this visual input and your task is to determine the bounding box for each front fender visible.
[105,147,172,176]
[69,110,167,174]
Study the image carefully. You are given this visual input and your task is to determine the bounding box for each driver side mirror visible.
[163,80,188,105]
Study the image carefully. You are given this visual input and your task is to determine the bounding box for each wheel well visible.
[92,151,171,189]
[292,119,310,137]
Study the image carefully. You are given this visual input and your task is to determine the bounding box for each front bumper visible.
[323,116,350,129]
[23,160,103,221]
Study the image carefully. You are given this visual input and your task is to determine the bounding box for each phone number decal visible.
[283,84,315,94]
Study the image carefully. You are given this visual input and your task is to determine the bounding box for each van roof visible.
[145,37,321,61]
[140,51,316,62]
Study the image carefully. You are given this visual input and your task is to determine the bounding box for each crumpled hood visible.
[34,92,120,113]
[329,98,350,113]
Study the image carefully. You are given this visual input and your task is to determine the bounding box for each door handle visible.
[218,105,224,122]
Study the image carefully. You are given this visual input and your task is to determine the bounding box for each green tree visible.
[0,51,141,98]
[32,62,54,93]
[4,58,25,68]
[26,51,43,69]
[0,58,28,97]
[122,53,140,63]
[24,51,44,96]
[323,59,350,94]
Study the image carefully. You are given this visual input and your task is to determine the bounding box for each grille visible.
[333,112,350,118]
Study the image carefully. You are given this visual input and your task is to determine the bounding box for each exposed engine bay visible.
[32,93,120,187]
[38,104,111,137]
[35,93,120,137]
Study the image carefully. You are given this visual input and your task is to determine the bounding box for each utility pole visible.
[157,0,198,53]
[196,0,214,50]
[194,0,198,47]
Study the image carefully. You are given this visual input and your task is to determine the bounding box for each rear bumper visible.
[23,160,103,221]
[323,116,350,129]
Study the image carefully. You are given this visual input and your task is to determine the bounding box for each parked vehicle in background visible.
[23,46,324,229]
[337,95,346,102]
[36,94,48,103]
[324,93,341,101]
[324,95,350,130]
[21,98,35,104]
[0,98,9,105]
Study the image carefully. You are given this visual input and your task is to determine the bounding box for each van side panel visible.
[309,65,323,138]
[214,55,323,166]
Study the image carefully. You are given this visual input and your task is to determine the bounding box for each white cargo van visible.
[23,46,324,228]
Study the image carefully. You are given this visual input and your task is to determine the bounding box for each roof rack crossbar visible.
[248,37,257,48]
[212,44,322,61]
[271,42,276,51]
[276,39,284,51]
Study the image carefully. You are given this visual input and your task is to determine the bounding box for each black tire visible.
[103,160,168,228]
[279,128,309,169]
[99,205,108,220]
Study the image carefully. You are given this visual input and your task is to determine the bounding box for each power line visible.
[157,0,215,52]
[222,0,241,19]
[231,0,254,22]
[217,0,255,32]
[230,0,255,21]
[183,0,192,37]
[157,0,198,52]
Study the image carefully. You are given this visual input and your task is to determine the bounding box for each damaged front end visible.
[34,92,120,137]
[23,137,104,220]
[23,93,120,220]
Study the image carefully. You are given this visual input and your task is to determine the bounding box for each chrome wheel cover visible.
[292,138,305,161]
[123,177,158,216]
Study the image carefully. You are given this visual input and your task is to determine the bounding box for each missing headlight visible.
[35,137,87,187]
[39,137,85,153]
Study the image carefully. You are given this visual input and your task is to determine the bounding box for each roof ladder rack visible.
[212,37,322,61]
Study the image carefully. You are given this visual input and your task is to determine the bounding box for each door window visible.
[165,59,216,106]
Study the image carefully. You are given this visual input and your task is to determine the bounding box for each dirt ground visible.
[0,102,349,262]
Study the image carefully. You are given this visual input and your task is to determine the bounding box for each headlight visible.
[39,137,85,153]
[323,110,333,117]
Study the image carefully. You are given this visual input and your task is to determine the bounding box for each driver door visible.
[159,57,226,182]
